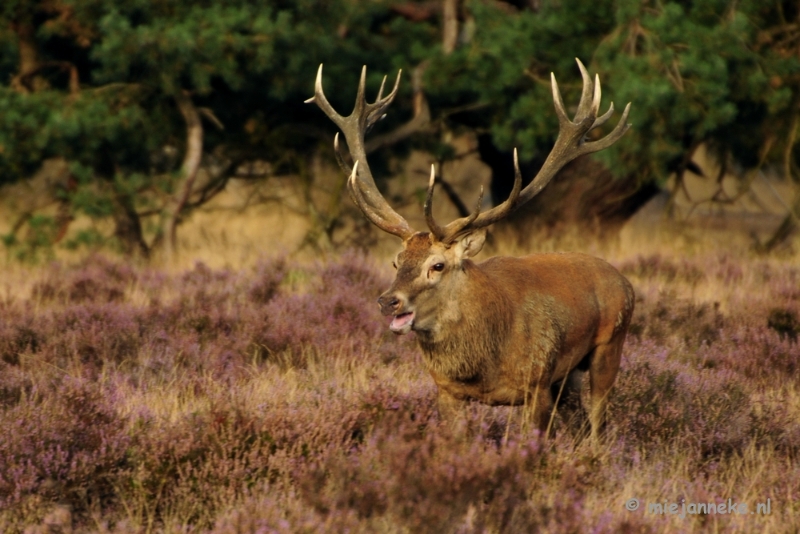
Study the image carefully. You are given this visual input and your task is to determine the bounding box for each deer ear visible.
[453,229,486,260]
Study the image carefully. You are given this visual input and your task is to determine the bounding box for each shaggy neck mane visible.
[416,260,513,381]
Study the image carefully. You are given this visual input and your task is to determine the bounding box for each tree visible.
[2,0,799,259]
[0,0,435,259]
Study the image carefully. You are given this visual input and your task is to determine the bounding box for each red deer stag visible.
[306,60,634,441]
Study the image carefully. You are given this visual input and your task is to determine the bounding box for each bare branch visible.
[162,90,203,261]
[442,0,459,54]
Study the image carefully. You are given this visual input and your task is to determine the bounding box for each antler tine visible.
[374,70,402,107]
[509,147,523,203]
[347,161,379,221]
[365,69,402,131]
[581,102,631,152]
[574,58,596,123]
[353,65,368,119]
[347,162,387,227]
[376,75,387,102]
[592,73,601,116]
[424,165,446,240]
[305,64,347,130]
[551,72,570,126]
[590,102,615,131]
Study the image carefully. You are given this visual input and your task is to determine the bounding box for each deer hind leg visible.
[522,381,555,438]
[552,369,589,441]
[587,333,626,442]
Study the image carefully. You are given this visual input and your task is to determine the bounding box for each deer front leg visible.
[436,388,467,425]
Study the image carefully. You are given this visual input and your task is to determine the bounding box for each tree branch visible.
[15,61,81,93]
[364,63,431,153]
[442,0,459,54]
[162,90,203,261]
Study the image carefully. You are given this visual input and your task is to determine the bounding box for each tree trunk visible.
[442,0,459,54]
[113,195,149,258]
[162,90,203,263]
[10,21,45,93]
[365,63,431,153]
[761,188,800,252]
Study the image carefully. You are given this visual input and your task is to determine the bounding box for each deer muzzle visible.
[377,293,415,334]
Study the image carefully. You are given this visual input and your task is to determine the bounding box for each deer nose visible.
[377,294,402,315]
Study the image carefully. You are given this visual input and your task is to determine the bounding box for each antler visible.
[306,65,414,239]
[427,58,631,244]
[308,59,631,245]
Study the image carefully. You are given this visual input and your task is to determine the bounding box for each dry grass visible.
[0,219,798,533]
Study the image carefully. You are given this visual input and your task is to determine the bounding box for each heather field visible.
[1,232,799,533]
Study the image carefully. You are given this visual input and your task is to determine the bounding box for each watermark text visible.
[625,498,771,519]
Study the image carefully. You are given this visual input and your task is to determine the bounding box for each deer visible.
[306,59,635,441]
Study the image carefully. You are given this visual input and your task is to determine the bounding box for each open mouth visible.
[389,311,415,333]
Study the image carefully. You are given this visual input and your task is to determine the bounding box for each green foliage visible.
[592,0,800,178]
[423,0,800,183]
[0,89,153,182]
[63,228,107,252]
[2,214,57,262]
[0,0,798,255]
[90,3,288,94]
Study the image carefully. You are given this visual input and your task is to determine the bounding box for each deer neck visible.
[416,261,512,380]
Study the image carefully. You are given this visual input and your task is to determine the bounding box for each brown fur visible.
[379,232,635,440]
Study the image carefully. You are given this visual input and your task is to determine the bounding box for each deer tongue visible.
[389,312,414,332]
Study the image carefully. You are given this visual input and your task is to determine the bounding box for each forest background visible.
[1,0,799,261]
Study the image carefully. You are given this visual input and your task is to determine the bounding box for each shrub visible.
[0,377,130,529]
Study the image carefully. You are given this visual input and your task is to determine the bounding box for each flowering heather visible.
[0,244,798,532]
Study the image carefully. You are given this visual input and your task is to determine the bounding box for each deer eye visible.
[432,263,445,272]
